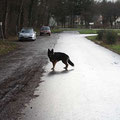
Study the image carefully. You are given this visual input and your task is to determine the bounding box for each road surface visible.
[19,31,120,120]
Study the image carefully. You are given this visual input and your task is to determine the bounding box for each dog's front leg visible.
[51,61,57,70]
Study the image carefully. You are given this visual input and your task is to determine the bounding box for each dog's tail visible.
[68,59,74,66]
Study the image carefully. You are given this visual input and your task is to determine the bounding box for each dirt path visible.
[0,34,59,120]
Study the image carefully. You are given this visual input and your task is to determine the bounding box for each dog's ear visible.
[48,49,50,52]
[51,49,54,53]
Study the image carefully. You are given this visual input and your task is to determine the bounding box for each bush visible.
[97,30,117,44]
[97,30,105,40]
[104,31,117,44]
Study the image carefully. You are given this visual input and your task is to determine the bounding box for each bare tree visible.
[3,0,9,38]
[16,0,24,32]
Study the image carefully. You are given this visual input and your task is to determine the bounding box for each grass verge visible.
[0,38,18,56]
[87,36,120,55]
[78,29,98,34]
[52,28,120,34]
[51,28,98,34]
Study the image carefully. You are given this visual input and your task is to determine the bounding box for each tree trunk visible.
[16,0,24,33]
[3,0,9,38]
[28,0,35,26]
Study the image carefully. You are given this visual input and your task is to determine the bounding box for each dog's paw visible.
[51,68,54,71]
[64,67,68,70]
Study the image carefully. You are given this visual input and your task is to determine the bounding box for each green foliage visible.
[79,29,98,34]
[51,28,64,33]
[97,30,118,44]
[51,28,98,34]
[87,34,120,55]
[109,45,120,53]
[87,36,97,41]
[105,31,117,44]
[97,30,105,40]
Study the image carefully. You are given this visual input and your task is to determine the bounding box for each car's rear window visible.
[41,26,50,30]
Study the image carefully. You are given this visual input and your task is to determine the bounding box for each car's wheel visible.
[32,39,35,41]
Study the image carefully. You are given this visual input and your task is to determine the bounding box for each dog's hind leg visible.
[62,60,68,70]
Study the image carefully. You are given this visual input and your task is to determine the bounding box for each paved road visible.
[20,31,120,120]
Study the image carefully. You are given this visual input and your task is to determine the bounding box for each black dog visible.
[48,49,74,70]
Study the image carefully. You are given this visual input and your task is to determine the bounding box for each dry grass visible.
[0,37,18,55]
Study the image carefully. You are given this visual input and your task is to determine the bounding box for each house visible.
[93,15,103,28]
[113,17,120,28]
[49,16,57,28]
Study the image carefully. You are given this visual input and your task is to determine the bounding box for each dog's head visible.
[48,49,54,58]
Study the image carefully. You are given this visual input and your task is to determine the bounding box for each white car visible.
[18,28,36,41]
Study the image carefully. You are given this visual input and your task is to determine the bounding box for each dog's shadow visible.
[47,69,74,77]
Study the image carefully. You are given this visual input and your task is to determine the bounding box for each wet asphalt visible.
[18,31,120,120]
